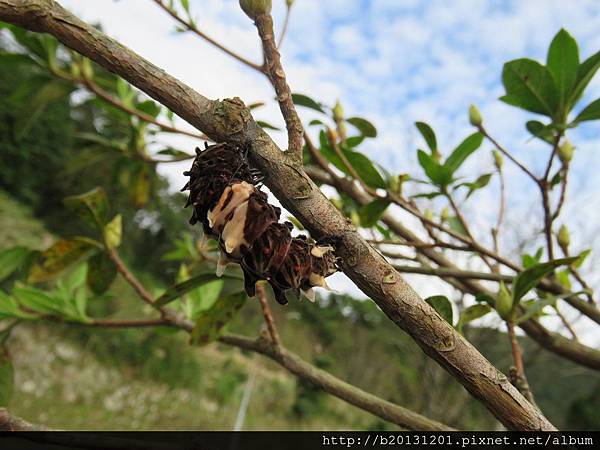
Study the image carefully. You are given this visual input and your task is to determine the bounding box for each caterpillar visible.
[182,143,338,305]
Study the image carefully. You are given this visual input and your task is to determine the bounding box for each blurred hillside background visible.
[1,0,600,431]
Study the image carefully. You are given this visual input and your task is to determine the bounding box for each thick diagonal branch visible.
[0,0,555,430]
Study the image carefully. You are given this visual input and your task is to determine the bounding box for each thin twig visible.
[554,303,579,341]
[152,0,264,72]
[107,248,157,307]
[254,13,304,162]
[506,321,535,404]
[368,239,470,251]
[479,126,538,183]
[491,165,506,257]
[255,282,282,349]
[277,4,292,49]
[392,264,513,282]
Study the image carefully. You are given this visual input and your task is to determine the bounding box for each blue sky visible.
[58,0,600,344]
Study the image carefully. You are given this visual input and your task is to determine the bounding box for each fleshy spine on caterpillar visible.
[182,142,339,305]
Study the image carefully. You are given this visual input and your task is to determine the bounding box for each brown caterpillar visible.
[182,143,338,305]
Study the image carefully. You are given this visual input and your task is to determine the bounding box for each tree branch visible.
[253,12,304,162]
[0,0,556,430]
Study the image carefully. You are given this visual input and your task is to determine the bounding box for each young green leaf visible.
[512,257,577,305]
[346,117,377,138]
[291,93,325,113]
[104,214,122,249]
[190,292,247,346]
[455,173,492,199]
[0,291,35,320]
[256,120,281,131]
[135,100,161,118]
[13,285,63,315]
[186,279,225,321]
[573,98,600,123]
[569,48,600,105]
[358,198,390,228]
[417,149,450,187]
[546,29,579,113]
[415,121,437,152]
[457,304,492,333]
[425,295,453,326]
[501,58,557,117]
[573,249,591,269]
[495,281,513,320]
[525,121,554,144]
[443,132,483,176]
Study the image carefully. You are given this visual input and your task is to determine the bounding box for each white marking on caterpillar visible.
[208,181,254,230]
[221,200,250,257]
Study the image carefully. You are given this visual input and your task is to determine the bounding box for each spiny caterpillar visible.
[182,143,338,305]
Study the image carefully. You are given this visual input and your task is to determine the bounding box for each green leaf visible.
[344,149,387,189]
[359,198,390,228]
[104,215,122,249]
[0,348,14,406]
[415,121,437,152]
[13,285,63,315]
[291,93,325,113]
[573,249,591,269]
[512,257,578,305]
[346,117,377,138]
[345,135,365,147]
[515,297,556,324]
[446,216,467,237]
[0,290,34,320]
[135,100,161,118]
[457,304,492,332]
[28,239,97,283]
[455,173,492,199]
[417,150,451,187]
[256,120,281,131]
[546,29,579,113]
[425,295,453,325]
[411,191,442,199]
[180,0,190,13]
[155,272,243,307]
[569,49,600,105]
[475,293,495,305]
[156,148,192,158]
[573,98,600,123]
[501,58,557,116]
[190,292,247,346]
[0,247,31,282]
[64,187,110,229]
[186,279,225,321]
[495,281,513,319]
[87,253,117,295]
[526,121,554,144]
[443,132,483,176]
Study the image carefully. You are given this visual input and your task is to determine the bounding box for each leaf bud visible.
[558,140,574,164]
[493,150,504,170]
[558,224,570,250]
[239,0,272,20]
[495,281,513,320]
[469,104,483,127]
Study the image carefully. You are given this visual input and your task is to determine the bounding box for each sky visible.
[56,0,600,344]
